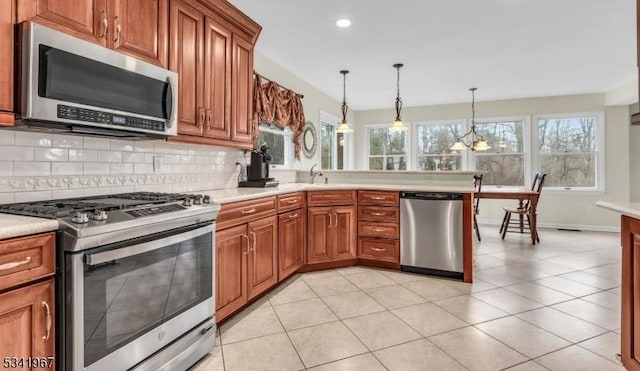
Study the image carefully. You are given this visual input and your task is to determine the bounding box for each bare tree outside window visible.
[320,122,335,170]
[474,121,525,186]
[368,128,407,170]
[416,123,462,170]
[256,123,289,166]
[538,116,597,188]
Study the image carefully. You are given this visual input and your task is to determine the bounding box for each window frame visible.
[256,123,294,169]
[319,111,353,170]
[412,119,467,171]
[365,122,412,171]
[532,111,605,193]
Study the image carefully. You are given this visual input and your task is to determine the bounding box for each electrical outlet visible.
[153,156,162,172]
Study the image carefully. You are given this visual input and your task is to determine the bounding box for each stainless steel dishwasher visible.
[400,191,464,279]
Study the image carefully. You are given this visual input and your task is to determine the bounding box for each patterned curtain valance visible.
[252,73,306,159]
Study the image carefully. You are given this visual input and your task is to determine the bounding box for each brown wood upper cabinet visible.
[0,0,13,124]
[169,0,260,149]
[18,0,167,66]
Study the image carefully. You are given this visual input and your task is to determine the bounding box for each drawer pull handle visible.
[287,199,298,204]
[371,212,386,216]
[370,247,386,252]
[371,196,386,200]
[289,213,299,218]
[0,256,32,271]
[241,208,256,214]
[371,228,386,232]
[41,301,52,342]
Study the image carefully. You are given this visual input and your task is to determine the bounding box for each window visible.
[319,112,350,170]
[367,125,408,170]
[415,121,463,171]
[536,113,603,190]
[256,123,293,168]
[473,119,527,186]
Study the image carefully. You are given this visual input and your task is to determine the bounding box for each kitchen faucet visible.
[309,164,323,184]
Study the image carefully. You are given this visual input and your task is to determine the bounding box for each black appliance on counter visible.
[239,143,279,188]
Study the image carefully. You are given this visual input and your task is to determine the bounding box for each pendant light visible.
[389,63,408,132]
[336,70,354,133]
[450,88,491,151]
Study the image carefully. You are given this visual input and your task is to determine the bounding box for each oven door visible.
[66,223,214,371]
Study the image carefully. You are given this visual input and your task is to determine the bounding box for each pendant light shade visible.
[449,88,491,151]
[389,63,408,132]
[336,70,354,133]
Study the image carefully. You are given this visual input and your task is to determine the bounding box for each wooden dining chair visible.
[499,172,547,242]
[473,174,483,241]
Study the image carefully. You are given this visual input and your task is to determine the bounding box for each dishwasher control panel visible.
[400,192,463,200]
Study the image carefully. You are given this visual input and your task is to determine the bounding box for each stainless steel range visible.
[0,192,220,371]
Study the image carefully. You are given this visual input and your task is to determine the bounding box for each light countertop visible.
[0,214,59,240]
[596,201,640,220]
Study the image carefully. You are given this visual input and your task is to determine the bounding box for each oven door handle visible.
[84,224,213,266]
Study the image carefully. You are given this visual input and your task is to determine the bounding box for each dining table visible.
[475,188,540,244]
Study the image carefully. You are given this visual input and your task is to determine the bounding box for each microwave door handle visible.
[165,76,176,128]
[84,224,212,266]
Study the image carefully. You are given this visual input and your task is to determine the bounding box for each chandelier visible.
[450,88,490,151]
[389,63,408,132]
[336,70,354,133]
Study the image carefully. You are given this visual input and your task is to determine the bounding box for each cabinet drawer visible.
[307,191,356,206]
[358,221,399,239]
[358,238,399,262]
[358,191,399,206]
[358,206,399,222]
[217,197,277,230]
[0,233,55,292]
[278,192,306,213]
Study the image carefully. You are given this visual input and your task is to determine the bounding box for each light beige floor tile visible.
[582,291,621,312]
[288,321,368,368]
[475,316,570,358]
[344,270,396,289]
[474,254,508,270]
[268,280,317,305]
[300,269,340,281]
[222,333,303,371]
[534,276,601,297]
[536,345,624,371]
[379,269,430,284]
[334,266,373,276]
[552,299,620,330]
[374,339,466,371]
[559,271,620,290]
[512,260,576,276]
[220,306,284,344]
[578,332,622,363]
[192,346,224,371]
[322,290,385,319]
[433,295,509,324]
[503,282,574,305]
[429,326,527,371]
[305,275,360,297]
[516,307,608,343]
[343,311,422,351]
[307,353,386,371]
[608,287,621,295]
[440,277,497,294]
[471,288,543,314]
[402,279,465,301]
[364,284,426,309]
[272,298,338,330]
[503,361,549,371]
[391,302,468,337]
[584,264,621,281]
[475,268,524,287]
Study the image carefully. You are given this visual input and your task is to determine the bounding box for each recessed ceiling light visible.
[336,19,351,28]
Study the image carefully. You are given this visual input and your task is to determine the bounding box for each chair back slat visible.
[524,172,547,209]
[473,174,483,213]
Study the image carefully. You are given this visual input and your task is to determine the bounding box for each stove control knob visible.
[193,195,203,205]
[183,197,194,207]
[72,212,89,224]
[202,195,211,204]
[92,210,108,221]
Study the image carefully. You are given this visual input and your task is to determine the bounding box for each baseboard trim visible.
[477,218,620,233]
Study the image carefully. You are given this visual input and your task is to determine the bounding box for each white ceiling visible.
[228,0,637,111]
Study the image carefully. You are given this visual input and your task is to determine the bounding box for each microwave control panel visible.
[57,105,165,132]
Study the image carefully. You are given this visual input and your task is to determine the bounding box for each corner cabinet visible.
[307,191,357,265]
[169,0,261,149]
[620,215,640,371]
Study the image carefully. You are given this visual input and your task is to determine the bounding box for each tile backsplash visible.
[0,130,246,204]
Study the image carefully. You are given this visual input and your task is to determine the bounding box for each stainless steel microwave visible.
[16,22,178,139]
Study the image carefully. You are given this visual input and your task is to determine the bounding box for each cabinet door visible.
[332,206,357,260]
[622,216,640,371]
[215,224,247,321]
[33,0,106,45]
[230,35,254,145]
[109,0,167,66]
[169,0,204,136]
[247,216,278,300]
[0,0,13,122]
[307,207,332,263]
[278,210,305,281]
[203,16,232,140]
[0,279,55,366]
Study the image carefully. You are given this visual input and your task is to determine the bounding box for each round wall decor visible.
[302,121,317,159]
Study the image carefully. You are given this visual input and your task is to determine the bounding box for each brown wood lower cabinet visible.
[621,215,640,371]
[278,209,305,281]
[247,215,278,300]
[307,206,357,264]
[0,279,55,369]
